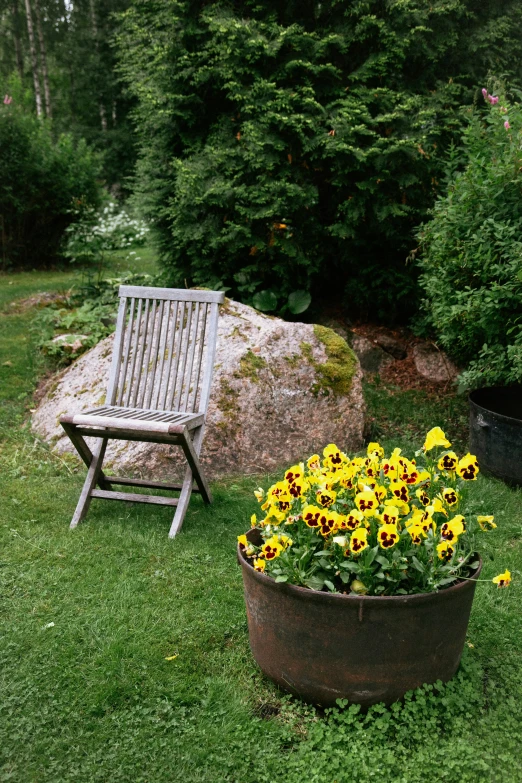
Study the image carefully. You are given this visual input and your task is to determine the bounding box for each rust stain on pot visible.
[239,530,481,708]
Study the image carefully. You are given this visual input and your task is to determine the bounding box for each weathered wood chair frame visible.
[60,285,224,538]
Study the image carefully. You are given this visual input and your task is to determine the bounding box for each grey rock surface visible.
[412,342,459,383]
[351,334,395,375]
[32,299,365,479]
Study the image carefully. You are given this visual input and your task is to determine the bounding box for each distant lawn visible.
[1,261,522,783]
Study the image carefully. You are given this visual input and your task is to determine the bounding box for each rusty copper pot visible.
[239,530,481,708]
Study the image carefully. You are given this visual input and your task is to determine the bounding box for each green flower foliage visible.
[0,105,101,270]
[117,0,522,319]
[417,86,522,389]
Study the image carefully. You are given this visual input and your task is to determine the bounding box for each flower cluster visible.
[239,428,511,595]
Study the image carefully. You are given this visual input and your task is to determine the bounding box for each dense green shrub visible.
[0,104,100,269]
[117,0,522,320]
[417,86,522,389]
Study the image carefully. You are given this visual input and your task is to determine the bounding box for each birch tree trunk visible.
[23,0,43,118]
[34,0,52,118]
[89,0,107,132]
[11,0,24,81]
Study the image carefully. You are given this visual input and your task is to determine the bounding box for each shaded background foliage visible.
[117,0,522,321]
[417,88,522,390]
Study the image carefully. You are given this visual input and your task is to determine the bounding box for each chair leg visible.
[61,420,112,491]
[169,427,211,539]
[70,438,109,529]
[168,465,195,539]
[179,429,212,504]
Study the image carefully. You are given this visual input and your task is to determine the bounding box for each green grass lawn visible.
[1,260,522,782]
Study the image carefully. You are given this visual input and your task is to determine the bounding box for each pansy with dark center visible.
[302,505,321,528]
[349,528,368,554]
[378,524,399,549]
[438,451,458,472]
[458,454,479,480]
[442,488,458,506]
[390,480,409,503]
[317,489,336,508]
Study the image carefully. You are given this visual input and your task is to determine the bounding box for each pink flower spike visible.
[488,95,499,105]
[504,120,511,130]
[482,88,488,100]
[3,95,12,105]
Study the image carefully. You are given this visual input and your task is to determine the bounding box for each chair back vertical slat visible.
[197,301,220,414]
[172,301,194,411]
[188,303,209,413]
[106,296,128,405]
[129,297,150,408]
[158,300,178,410]
[110,287,224,415]
[144,298,165,410]
[181,301,200,412]
[116,297,136,406]
[137,298,157,408]
[151,300,170,410]
[166,301,186,411]
[123,297,142,407]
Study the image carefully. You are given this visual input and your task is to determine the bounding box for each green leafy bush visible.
[34,272,155,365]
[417,86,522,389]
[0,104,100,269]
[118,0,522,320]
[64,202,150,266]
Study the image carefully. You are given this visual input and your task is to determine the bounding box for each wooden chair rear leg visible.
[169,427,210,539]
[179,429,212,503]
[70,438,109,529]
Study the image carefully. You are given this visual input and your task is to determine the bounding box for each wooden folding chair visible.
[60,285,224,537]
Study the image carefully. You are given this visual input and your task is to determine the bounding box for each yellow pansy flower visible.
[423,427,451,452]
[278,534,293,549]
[288,477,308,499]
[355,490,378,515]
[378,524,399,549]
[367,442,385,458]
[318,510,342,537]
[389,480,410,504]
[436,540,455,561]
[408,524,426,545]
[457,453,479,480]
[381,505,399,525]
[438,451,458,472]
[253,558,266,572]
[307,454,321,472]
[350,528,369,555]
[250,513,257,528]
[237,534,255,556]
[254,487,264,502]
[431,497,448,516]
[323,443,347,468]
[442,488,459,506]
[477,515,496,532]
[261,536,283,560]
[337,467,356,490]
[285,464,304,483]
[440,515,465,542]
[492,570,511,588]
[416,487,430,507]
[302,505,322,529]
[316,488,337,508]
[341,509,365,530]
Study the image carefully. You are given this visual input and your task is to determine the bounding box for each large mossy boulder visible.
[32,299,365,479]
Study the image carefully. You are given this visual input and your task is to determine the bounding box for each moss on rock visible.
[301,326,357,396]
[235,349,267,383]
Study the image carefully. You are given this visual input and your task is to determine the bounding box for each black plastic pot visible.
[469,386,522,486]
[239,530,481,708]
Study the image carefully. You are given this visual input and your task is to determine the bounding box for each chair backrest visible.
[106,286,225,414]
